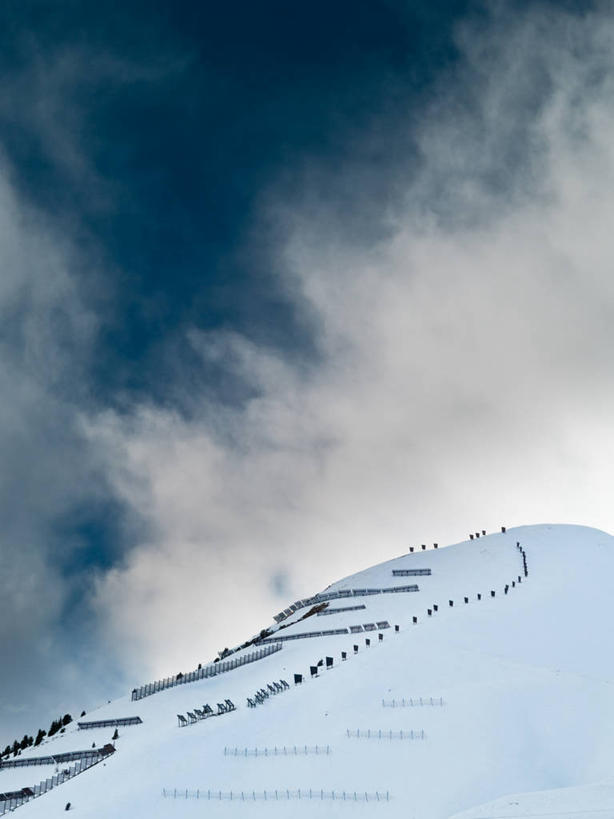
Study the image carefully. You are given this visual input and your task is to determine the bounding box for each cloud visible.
[0,156,122,741]
[85,4,614,680]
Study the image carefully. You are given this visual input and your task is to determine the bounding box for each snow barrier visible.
[0,747,115,814]
[346,729,425,740]
[317,604,366,615]
[0,745,114,769]
[382,697,444,707]
[224,745,330,757]
[246,679,289,708]
[131,642,282,701]
[273,585,418,624]
[260,621,390,644]
[162,788,390,802]
[391,568,431,576]
[78,717,142,729]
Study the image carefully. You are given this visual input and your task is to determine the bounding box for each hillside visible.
[2,524,614,818]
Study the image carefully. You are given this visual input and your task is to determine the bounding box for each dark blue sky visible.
[0,0,603,747]
[1,0,478,402]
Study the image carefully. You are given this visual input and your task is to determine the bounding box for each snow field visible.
[3,525,614,818]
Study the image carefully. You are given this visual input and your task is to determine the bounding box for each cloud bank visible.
[0,154,119,735]
[85,4,614,681]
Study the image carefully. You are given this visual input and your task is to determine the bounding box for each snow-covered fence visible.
[0,748,115,814]
[317,604,366,616]
[392,568,431,576]
[131,642,282,701]
[273,585,418,624]
[382,698,443,708]
[224,745,331,757]
[0,745,114,769]
[260,628,348,643]
[346,729,425,740]
[162,787,390,802]
[78,716,142,729]
[261,621,390,644]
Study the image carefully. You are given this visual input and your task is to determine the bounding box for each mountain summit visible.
[2,524,614,818]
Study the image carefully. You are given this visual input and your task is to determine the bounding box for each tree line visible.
[1,713,74,759]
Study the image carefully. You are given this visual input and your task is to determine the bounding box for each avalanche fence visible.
[131,642,282,701]
[162,787,390,802]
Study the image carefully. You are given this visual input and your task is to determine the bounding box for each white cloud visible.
[88,4,614,681]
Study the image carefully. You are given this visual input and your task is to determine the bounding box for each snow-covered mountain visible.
[3,524,614,818]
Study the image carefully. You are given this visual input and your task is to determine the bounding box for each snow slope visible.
[3,524,614,818]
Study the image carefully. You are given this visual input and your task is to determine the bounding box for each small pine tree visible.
[34,729,46,747]
[62,714,72,726]
[80,711,86,717]
[112,728,119,741]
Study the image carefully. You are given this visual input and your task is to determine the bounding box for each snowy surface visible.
[4,524,614,818]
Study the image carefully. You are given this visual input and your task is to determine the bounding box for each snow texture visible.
[2,524,614,818]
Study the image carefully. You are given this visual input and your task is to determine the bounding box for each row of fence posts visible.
[411,540,528,625]
[224,745,331,757]
[382,697,443,708]
[0,755,104,815]
[409,527,507,551]
[292,626,399,686]
[162,788,390,801]
[516,541,529,577]
[346,729,425,740]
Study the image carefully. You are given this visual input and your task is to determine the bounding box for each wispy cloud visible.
[0,154,116,736]
[85,4,614,680]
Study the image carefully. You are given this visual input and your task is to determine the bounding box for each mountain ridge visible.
[2,523,613,818]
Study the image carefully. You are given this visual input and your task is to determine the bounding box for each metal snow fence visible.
[260,628,348,644]
[246,680,289,708]
[178,701,235,727]
[273,585,419,624]
[224,745,331,757]
[131,642,282,701]
[381,585,419,594]
[78,716,142,729]
[346,729,425,740]
[392,569,432,576]
[162,787,390,802]
[317,604,366,616]
[0,745,114,769]
[0,748,114,814]
[382,698,444,708]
